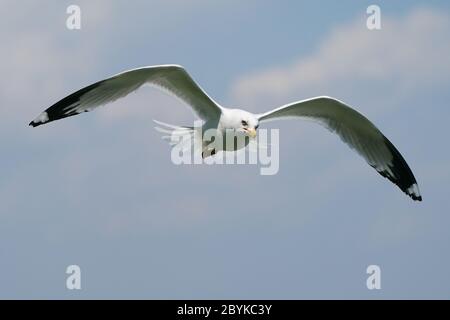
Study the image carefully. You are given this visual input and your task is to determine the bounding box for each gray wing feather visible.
[30,65,222,126]
[258,96,422,201]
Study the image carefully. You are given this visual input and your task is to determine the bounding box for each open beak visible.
[245,127,257,138]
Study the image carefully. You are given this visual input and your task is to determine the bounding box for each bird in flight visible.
[29,64,422,201]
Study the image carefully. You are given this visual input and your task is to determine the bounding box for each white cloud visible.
[231,7,450,109]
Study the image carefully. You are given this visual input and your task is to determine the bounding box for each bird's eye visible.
[241,120,248,126]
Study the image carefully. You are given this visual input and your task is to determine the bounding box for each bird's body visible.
[30,65,422,201]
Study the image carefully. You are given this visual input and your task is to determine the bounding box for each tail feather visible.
[153,119,199,151]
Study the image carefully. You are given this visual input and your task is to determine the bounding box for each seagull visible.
[29,64,422,201]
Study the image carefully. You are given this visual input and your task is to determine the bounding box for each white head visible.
[222,109,259,138]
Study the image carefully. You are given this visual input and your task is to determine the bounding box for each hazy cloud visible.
[231,7,450,109]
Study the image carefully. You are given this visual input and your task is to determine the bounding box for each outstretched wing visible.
[29,64,222,127]
[258,96,422,201]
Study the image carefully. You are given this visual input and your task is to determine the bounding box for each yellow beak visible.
[246,128,257,138]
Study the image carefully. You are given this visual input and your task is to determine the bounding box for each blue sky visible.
[1,0,450,299]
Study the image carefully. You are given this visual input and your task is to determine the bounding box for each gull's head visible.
[225,109,259,138]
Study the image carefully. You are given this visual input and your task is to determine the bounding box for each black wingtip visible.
[28,79,107,129]
[29,119,46,127]
[376,136,422,202]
